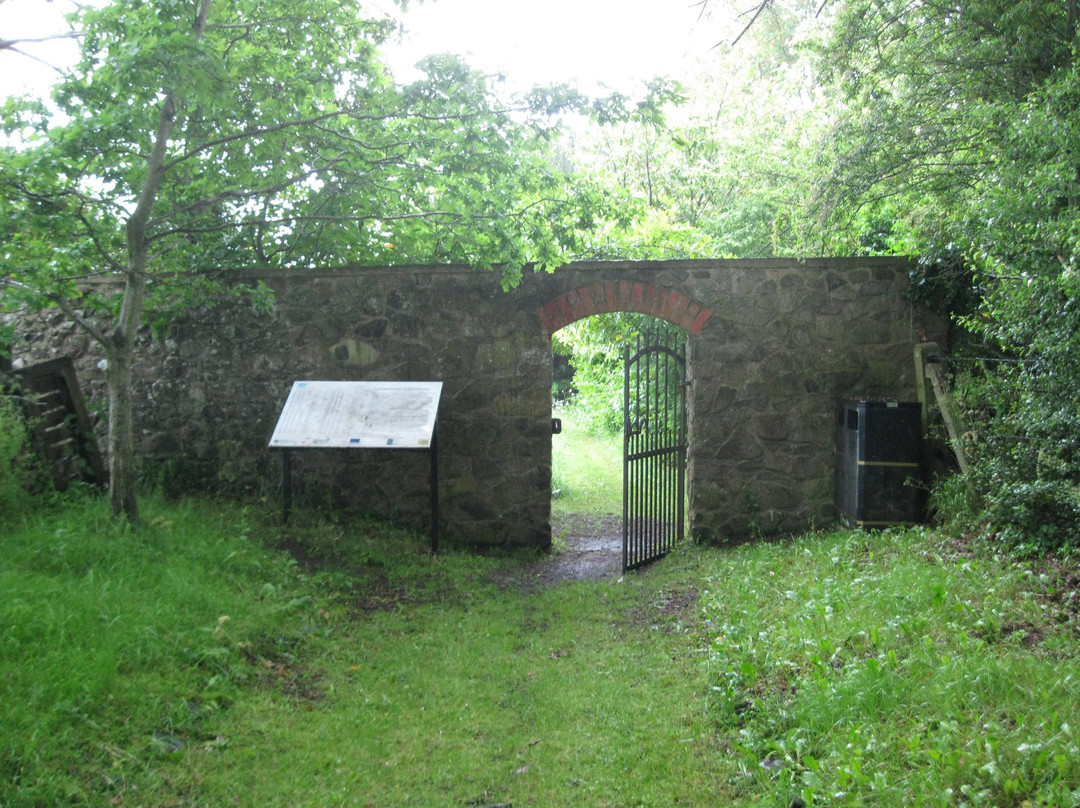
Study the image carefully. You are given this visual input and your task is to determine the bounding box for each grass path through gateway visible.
[551,405,622,518]
[3,492,1079,805]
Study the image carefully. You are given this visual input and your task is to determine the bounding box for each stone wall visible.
[7,258,944,547]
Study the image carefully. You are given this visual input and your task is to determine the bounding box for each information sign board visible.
[269,380,444,551]
[269,381,442,449]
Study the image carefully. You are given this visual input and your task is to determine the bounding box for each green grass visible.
[698,528,1080,805]
[551,404,622,516]
[3,490,1080,806]
[0,495,313,805]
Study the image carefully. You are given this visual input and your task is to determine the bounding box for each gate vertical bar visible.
[646,326,653,563]
[656,323,665,559]
[622,337,629,573]
[678,354,687,541]
[622,335,632,573]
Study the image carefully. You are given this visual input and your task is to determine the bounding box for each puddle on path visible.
[516,513,623,586]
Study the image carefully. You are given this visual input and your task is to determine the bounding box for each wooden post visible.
[914,342,971,476]
[914,343,933,434]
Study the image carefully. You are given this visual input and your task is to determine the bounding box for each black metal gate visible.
[623,322,687,571]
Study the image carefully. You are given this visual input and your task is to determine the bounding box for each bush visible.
[553,314,627,435]
[0,394,38,521]
[948,276,1080,552]
[554,313,687,438]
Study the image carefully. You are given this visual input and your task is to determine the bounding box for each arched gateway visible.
[9,258,943,548]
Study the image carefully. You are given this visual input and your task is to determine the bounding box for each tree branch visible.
[0,30,82,51]
[164,104,536,173]
[1,277,111,346]
[144,190,581,246]
[4,181,127,272]
[729,0,773,48]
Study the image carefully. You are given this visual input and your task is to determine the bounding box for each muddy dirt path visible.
[518,513,624,585]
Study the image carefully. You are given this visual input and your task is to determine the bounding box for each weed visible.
[741,481,765,539]
[0,394,47,521]
[699,527,1080,806]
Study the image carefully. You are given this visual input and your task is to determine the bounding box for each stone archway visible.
[538,282,714,556]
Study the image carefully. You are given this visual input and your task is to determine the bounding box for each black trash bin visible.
[834,399,923,527]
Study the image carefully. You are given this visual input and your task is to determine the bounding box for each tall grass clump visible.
[0,496,323,806]
[0,394,42,522]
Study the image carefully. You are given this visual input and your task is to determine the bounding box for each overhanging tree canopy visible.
[1,0,626,520]
[808,0,1080,547]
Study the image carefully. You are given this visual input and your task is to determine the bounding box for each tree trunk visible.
[105,328,140,521]
[106,109,164,522]
[102,0,212,520]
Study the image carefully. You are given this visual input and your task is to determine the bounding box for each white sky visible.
[383,0,722,92]
[1,0,725,99]
[0,0,83,97]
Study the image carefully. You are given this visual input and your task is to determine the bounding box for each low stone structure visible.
[8,258,943,547]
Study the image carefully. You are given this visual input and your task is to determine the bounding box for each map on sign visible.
[268,381,442,449]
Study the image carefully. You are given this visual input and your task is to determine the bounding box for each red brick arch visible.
[537,280,712,335]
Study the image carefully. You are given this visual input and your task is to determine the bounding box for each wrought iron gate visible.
[622,321,687,571]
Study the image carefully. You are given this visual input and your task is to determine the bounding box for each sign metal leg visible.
[429,424,439,553]
[282,449,292,525]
